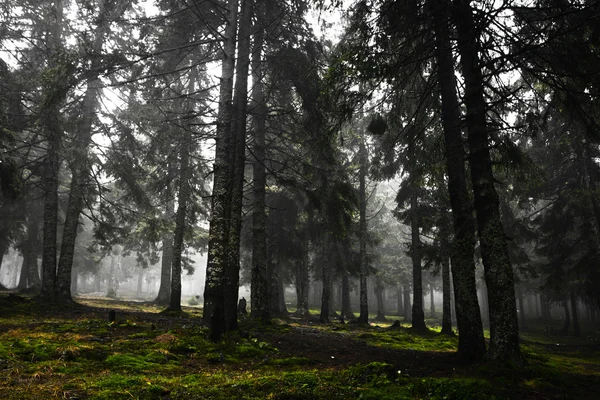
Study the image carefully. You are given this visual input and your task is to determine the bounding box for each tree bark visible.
[224,0,254,332]
[358,136,369,324]
[203,0,239,339]
[341,272,354,320]
[562,298,570,333]
[453,0,522,364]
[432,0,485,360]
[410,175,427,332]
[570,289,580,336]
[155,197,174,305]
[40,0,66,302]
[320,246,332,323]
[167,69,195,312]
[250,25,269,322]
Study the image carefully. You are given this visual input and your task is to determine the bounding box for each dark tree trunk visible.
[167,133,191,312]
[224,0,254,333]
[295,248,310,316]
[16,254,28,291]
[203,0,239,339]
[562,298,570,333]
[155,198,174,306]
[320,248,332,323]
[453,0,521,364]
[570,289,580,336]
[432,0,485,360]
[39,0,68,303]
[341,272,354,320]
[25,217,41,292]
[410,175,427,332]
[358,137,369,324]
[250,26,269,322]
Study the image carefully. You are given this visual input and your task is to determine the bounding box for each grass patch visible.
[1,294,599,399]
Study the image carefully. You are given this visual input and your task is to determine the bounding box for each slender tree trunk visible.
[397,285,404,317]
[430,283,436,318]
[57,0,117,303]
[341,272,354,320]
[403,283,412,322]
[203,0,239,340]
[562,298,571,333]
[295,242,310,316]
[250,25,269,322]
[432,0,485,360]
[570,289,580,336]
[453,0,522,364]
[26,220,41,292]
[358,137,369,324]
[167,123,193,312]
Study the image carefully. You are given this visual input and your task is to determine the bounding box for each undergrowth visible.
[1,294,599,399]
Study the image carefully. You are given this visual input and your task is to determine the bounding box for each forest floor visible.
[1,293,600,399]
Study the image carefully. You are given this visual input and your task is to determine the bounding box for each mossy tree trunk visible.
[432,0,485,360]
[453,0,522,364]
[203,0,239,339]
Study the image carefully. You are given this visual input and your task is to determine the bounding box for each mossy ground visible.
[1,294,599,399]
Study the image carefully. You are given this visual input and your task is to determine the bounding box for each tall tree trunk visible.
[453,0,522,364]
[250,25,269,322]
[358,136,369,324]
[295,243,310,316]
[224,0,254,332]
[341,272,354,320]
[167,84,195,312]
[432,0,485,360]
[155,197,174,305]
[570,289,580,336]
[410,175,427,331]
[40,0,67,302]
[56,0,114,303]
[203,0,239,339]
[320,246,332,323]
[25,217,41,292]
